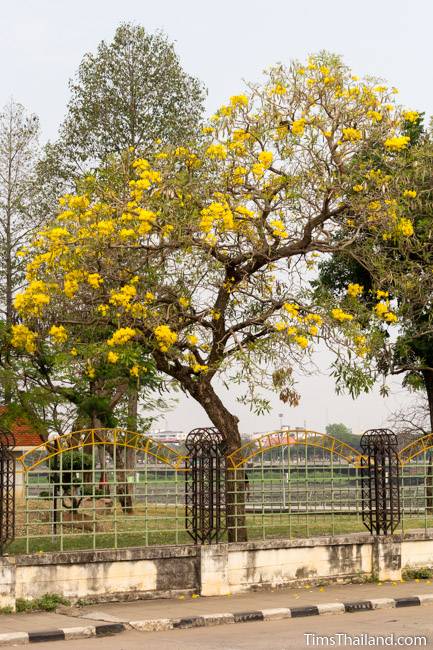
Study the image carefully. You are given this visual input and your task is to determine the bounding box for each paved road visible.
[44,605,433,649]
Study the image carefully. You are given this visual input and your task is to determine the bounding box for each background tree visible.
[37,22,206,210]
[325,422,361,450]
[317,117,433,430]
[12,53,408,538]
[0,100,40,403]
[28,23,207,436]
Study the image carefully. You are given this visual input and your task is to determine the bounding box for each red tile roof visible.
[0,407,44,448]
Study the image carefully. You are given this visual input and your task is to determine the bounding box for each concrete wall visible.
[1,531,433,609]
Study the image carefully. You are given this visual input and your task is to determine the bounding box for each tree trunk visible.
[421,370,433,514]
[123,387,138,514]
[188,380,247,542]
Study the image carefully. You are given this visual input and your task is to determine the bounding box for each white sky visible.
[1,0,430,434]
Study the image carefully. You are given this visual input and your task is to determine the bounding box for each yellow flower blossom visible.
[70,347,78,357]
[376,290,389,299]
[68,195,90,210]
[352,184,364,192]
[97,304,109,316]
[258,151,273,168]
[87,273,103,288]
[161,224,174,237]
[384,135,410,151]
[154,325,177,352]
[283,303,299,318]
[109,285,137,308]
[11,324,38,354]
[251,163,265,178]
[200,202,233,233]
[396,218,414,237]
[96,220,115,236]
[107,351,119,364]
[187,334,199,346]
[270,83,287,95]
[269,218,288,238]
[119,228,136,239]
[130,365,140,377]
[235,205,255,219]
[230,95,248,107]
[403,190,417,198]
[14,281,50,316]
[206,144,227,160]
[305,313,323,326]
[232,166,247,185]
[291,118,306,136]
[179,296,190,308]
[331,308,353,322]
[354,335,368,357]
[191,363,207,373]
[107,327,136,347]
[374,302,389,317]
[274,321,287,332]
[49,325,68,344]
[347,283,363,298]
[295,335,309,349]
[403,110,419,123]
[342,128,362,142]
[367,110,383,122]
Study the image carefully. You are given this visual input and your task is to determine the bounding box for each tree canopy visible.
[317,116,433,427]
[41,23,206,183]
[11,53,414,453]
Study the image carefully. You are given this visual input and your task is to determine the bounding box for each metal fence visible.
[225,429,364,541]
[4,427,433,554]
[13,429,188,553]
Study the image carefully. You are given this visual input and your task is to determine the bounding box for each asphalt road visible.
[42,605,433,649]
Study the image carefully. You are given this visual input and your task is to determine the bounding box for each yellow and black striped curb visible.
[0,594,432,645]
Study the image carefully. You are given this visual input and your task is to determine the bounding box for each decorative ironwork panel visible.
[0,428,15,553]
[185,428,226,544]
[361,429,400,535]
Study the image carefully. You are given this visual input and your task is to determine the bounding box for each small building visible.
[0,407,44,497]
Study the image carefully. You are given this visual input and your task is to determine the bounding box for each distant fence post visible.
[361,429,400,535]
[185,428,226,544]
[0,428,16,554]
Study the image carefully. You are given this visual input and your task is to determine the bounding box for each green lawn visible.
[8,507,432,555]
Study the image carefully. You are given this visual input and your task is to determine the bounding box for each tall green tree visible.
[38,22,206,204]
[22,23,206,432]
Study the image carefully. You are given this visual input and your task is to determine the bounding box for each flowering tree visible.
[12,53,411,537]
[317,119,433,427]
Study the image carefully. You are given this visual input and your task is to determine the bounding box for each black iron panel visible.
[0,428,15,553]
[360,428,400,535]
[185,427,226,544]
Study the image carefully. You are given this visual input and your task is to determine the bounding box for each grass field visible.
[8,498,433,554]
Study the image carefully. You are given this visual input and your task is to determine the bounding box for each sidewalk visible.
[75,578,433,622]
[0,578,432,645]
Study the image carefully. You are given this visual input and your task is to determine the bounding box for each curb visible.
[0,623,126,646]
[0,594,433,644]
[128,593,433,632]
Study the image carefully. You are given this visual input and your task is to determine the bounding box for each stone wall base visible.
[1,531,433,610]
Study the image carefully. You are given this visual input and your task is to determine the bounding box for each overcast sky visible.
[1,0,430,435]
